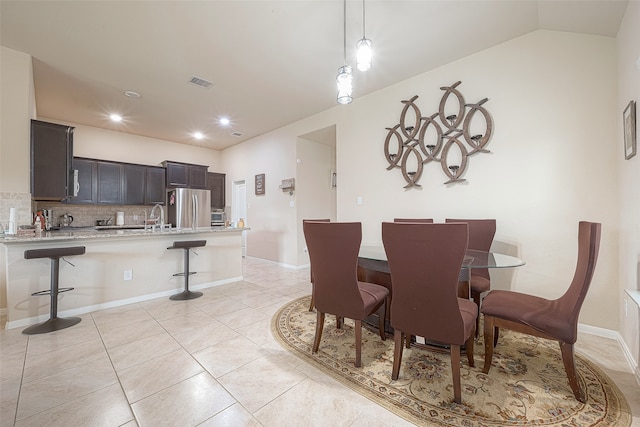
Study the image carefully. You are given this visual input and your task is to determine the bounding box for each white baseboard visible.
[245,255,308,270]
[4,276,242,330]
[579,323,640,386]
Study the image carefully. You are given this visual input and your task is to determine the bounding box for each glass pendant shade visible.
[336,65,353,105]
[356,38,373,71]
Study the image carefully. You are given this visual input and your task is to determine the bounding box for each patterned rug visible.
[272,296,631,426]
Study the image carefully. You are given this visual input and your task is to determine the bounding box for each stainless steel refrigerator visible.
[167,188,211,229]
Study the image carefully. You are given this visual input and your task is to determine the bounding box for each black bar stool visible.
[167,240,206,300]
[23,246,86,335]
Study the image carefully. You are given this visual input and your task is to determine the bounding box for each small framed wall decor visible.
[255,173,265,195]
[623,100,636,160]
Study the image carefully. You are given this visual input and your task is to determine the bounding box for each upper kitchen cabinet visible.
[70,157,98,204]
[97,161,123,204]
[30,120,74,201]
[207,172,226,209]
[163,161,208,189]
[145,166,166,205]
[123,164,146,205]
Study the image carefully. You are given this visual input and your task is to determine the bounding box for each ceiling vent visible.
[231,132,244,137]
[188,76,213,88]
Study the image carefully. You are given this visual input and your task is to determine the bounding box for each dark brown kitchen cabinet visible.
[163,161,208,188]
[124,164,146,205]
[70,158,97,204]
[31,120,74,201]
[97,161,123,204]
[145,166,166,205]
[207,172,226,209]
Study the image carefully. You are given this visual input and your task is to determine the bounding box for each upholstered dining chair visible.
[382,222,477,404]
[303,221,389,368]
[445,218,496,336]
[393,218,434,223]
[481,221,601,403]
[303,218,330,312]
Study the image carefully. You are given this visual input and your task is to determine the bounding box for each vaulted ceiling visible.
[1,1,628,150]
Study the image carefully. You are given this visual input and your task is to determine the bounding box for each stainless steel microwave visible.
[211,211,225,224]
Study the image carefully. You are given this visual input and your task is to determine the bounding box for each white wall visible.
[39,118,222,170]
[296,136,336,266]
[616,0,640,375]
[226,30,620,333]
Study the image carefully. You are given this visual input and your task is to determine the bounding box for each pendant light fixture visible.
[356,0,372,71]
[336,0,353,104]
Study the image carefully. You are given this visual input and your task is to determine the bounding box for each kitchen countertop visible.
[1,226,249,244]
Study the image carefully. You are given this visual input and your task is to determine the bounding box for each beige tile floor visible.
[1,257,638,426]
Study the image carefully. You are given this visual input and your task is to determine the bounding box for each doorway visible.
[232,179,247,257]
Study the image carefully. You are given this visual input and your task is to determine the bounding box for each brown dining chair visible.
[382,222,477,404]
[446,218,496,336]
[303,221,389,367]
[393,218,434,223]
[481,221,601,403]
[303,218,330,312]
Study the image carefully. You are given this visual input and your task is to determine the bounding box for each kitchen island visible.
[1,226,248,330]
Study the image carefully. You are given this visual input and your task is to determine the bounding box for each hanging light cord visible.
[362,0,366,39]
[343,0,347,65]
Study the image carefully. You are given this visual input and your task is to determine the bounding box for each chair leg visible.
[336,316,342,329]
[355,319,362,368]
[308,285,315,311]
[472,290,481,338]
[451,344,462,404]
[560,342,586,403]
[465,333,475,368]
[377,303,386,341]
[483,315,495,374]
[312,311,325,353]
[391,330,404,380]
[405,334,411,348]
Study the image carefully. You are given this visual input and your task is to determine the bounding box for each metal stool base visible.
[23,316,81,335]
[170,290,203,300]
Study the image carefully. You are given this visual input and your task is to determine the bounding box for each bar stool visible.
[168,240,206,300]
[23,246,86,335]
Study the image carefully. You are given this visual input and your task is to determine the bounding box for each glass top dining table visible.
[357,246,525,301]
[358,246,525,271]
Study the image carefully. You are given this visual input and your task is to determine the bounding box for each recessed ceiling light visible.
[110,114,122,122]
[219,117,230,126]
[124,90,141,98]
[194,132,204,140]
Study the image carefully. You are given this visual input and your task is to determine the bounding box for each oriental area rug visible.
[272,296,631,427]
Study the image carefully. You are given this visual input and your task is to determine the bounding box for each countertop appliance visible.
[211,210,225,227]
[167,188,211,229]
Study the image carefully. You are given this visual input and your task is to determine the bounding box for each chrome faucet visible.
[149,204,165,232]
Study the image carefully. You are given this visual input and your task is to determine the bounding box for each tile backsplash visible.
[35,202,164,228]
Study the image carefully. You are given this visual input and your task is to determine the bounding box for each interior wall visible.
[38,118,222,171]
[296,136,336,266]
[0,46,36,312]
[225,30,620,333]
[616,0,640,373]
[221,131,300,266]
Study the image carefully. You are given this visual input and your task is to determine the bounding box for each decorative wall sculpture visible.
[384,81,493,188]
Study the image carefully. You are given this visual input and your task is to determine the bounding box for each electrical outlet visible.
[124,269,133,281]
[303,247,308,253]
[357,196,363,205]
